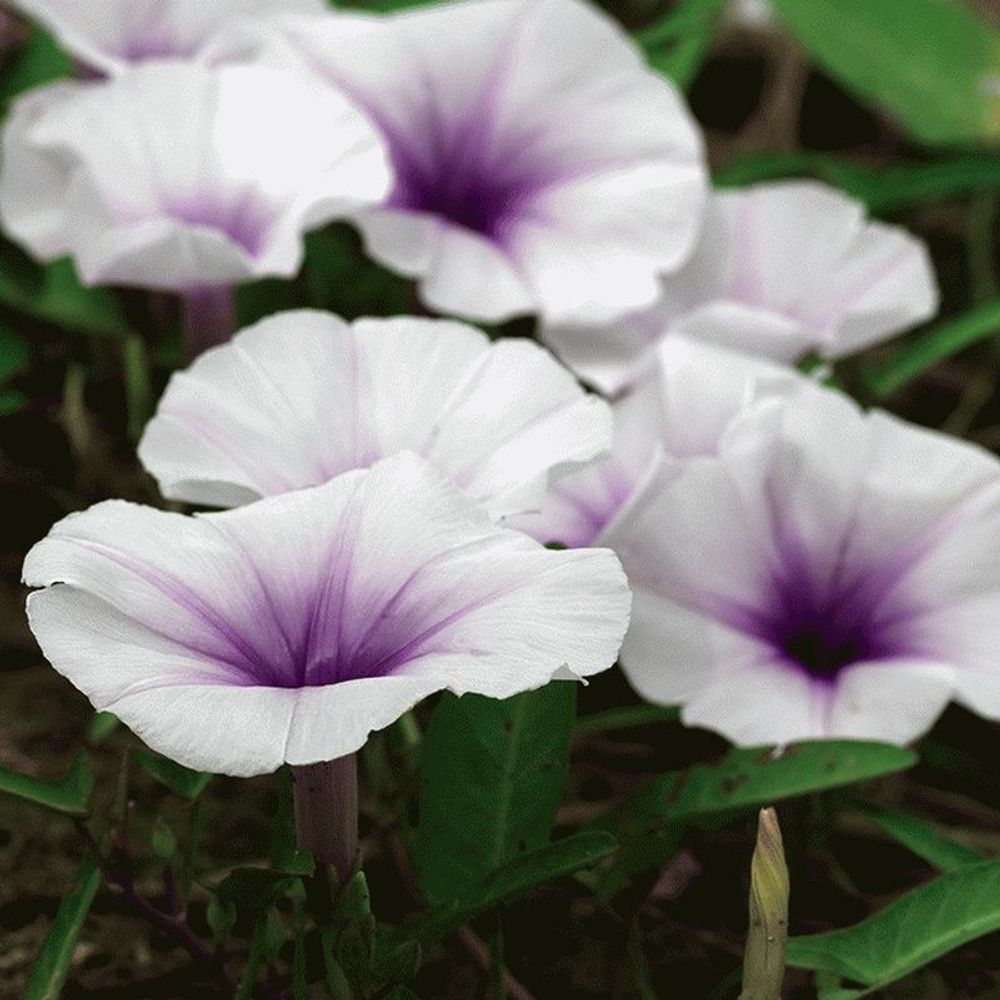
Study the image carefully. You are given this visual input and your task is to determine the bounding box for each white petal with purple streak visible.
[0,62,390,291]
[511,337,797,549]
[138,310,611,519]
[9,0,325,75]
[543,180,938,393]
[227,0,707,323]
[25,454,631,775]
[606,382,1000,745]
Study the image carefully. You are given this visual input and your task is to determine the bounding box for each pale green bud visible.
[739,807,790,1000]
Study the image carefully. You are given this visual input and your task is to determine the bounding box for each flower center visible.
[382,104,548,246]
[777,620,874,680]
[755,560,914,683]
[389,155,533,244]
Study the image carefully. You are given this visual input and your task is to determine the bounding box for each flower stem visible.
[292,755,359,886]
[489,916,507,1000]
[181,286,236,359]
[122,331,153,442]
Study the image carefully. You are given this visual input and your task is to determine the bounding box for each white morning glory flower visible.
[604,383,1000,746]
[225,0,707,324]
[24,453,631,776]
[137,310,612,520]
[9,0,325,75]
[543,180,939,393]
[511,337,796,548]
[0,61,390,294]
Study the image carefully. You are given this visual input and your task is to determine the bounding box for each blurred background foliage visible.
[0,0,999,998]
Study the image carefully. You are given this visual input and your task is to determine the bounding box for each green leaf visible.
[213,867,299,920]
[864,299,1000,397]
[714,151,1000,215]
[787,859,1000,996]
[303,223,411,319]
[0,388,29,415]
[237,911,285,1000]
[269,767,315,875]
[0,240,132,338]
[637,0,728,90]
[0,755,94,816]
[401,831,618,946]
[600,740,917,838]
[371,927,421,993]
[591,741,916,895]
[414,685,576,904]
[24,857,101,1000]
[335,0,441,10]
[33,259,133,337]
[0,325,29,383]
[150,815,178,862]
[134,749,213,801]
[575,704,681,737]
[206,894,237,942]
[863,807,985,873]
[0,27,72,108]
[334,870,377,993]
[770,0,1000,146]
[235,275,306,331]
[85,711,120,745]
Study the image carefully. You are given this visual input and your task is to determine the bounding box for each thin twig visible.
[455,927,537,1000]
[387,832,538,1000]
[78,767,233,990]
[114,880,222,972]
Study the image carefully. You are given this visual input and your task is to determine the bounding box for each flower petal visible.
[0,82,84,259]
[1,62,390,290]
[608,380,1000,746]
[619,589,770,707]
[140,310,611,520]
[238,0,706,322]
[826,661,956,744]
[541,180,937,390]
[418,224,536,322]
[10,0,326,74]
[513,337,797,549]
[682,661,833,746]
[26,454,630,775]
[805,220,939,358]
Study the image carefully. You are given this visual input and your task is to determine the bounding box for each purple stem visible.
[182,286,236,360]
[293,755,359,886]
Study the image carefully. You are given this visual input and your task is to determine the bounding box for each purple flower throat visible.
[746,553,921,683]
[383,100,549,245]
[390,151,535,243]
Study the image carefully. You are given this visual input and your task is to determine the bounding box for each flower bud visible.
[739,807,789,1000]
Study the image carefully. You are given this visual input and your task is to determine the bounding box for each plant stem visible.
[292,755,359,886]
[574,704,681,737]
[235,913,269,1000]
[181,286,236,359]
[489,917,507,1000]
[456,927,536,1000]
[122,331,154,442]
[119,880,220,970]
[968,192,999,305]
[397,710,422,752]
[626,919,657,1000]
